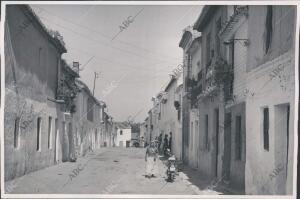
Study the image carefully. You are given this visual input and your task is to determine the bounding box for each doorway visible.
[126,141,130,147]
[274,104,290,194]
[54,119,59,164]
[214,108,219,177]
[223,112,232,181]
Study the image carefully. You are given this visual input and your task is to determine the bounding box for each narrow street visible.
[6,147,225,195]
[3,3,296,197]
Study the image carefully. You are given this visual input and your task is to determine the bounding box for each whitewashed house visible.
[114,122,132,147]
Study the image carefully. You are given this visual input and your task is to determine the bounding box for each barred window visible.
[235,116,242,160]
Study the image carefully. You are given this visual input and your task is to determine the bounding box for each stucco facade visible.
[4,5,113,182]
[72,80,104,157]
[180,5,228,181]
[244,6,296,195]
[4,5,67,181]
[219,5,249,191]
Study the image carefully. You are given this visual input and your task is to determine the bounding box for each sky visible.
[30,4,203,122]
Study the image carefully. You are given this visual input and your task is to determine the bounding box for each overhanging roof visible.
[179,26,201,51]
[164,76,177,92]
[20,5,67,54]
[75,79,102,106]
[193,6,219,31]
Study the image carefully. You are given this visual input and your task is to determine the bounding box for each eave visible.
[193,6,219,32]
[20,5,67,54]
[219,6,249,40]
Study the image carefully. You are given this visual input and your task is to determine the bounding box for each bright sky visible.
[31,4,203,122]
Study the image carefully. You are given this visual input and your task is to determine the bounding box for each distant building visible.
[114,122,132,147]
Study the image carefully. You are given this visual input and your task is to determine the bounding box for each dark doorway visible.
[274,103,290,194]
[223,112,232,181]
[54,119,59,164]
[214,108,219,177]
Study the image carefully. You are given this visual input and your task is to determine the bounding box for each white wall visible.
[245,51,294,194]
[115,128,131,147]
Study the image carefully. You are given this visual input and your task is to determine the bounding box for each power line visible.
[79,56,94,71]
[37,14,179,67]
[67,45,175,74]
[31,5,181,63]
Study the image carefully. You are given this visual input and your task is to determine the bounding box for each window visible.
[120,130,123,135]
[37,117,42,151]
[263,108,269,151]
[14,117,20,149]
[205,114,209,150]
[206,33,211,66]
[235,116,242,160]
[265,6,273,53]
[48,117,52,149]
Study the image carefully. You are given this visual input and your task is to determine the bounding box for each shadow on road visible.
[158,154,242,195]
[177,163,243,195]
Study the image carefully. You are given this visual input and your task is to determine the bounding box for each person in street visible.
[145,141,158,178]
[163,134,169,157]
[169,132,172,153]
[158,133,162,155]
[154,136,159,149]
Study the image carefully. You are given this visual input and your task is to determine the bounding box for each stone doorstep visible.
[216,182,244,195]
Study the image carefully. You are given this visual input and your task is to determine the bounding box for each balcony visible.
[199,84,218,99]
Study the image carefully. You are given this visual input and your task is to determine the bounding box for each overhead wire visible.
[31,5,181,63]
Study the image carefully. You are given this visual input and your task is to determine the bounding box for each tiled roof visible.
[114,122,131,129]
[20,5,67,53]
[193,6,219,31]
[75,79,102,106]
